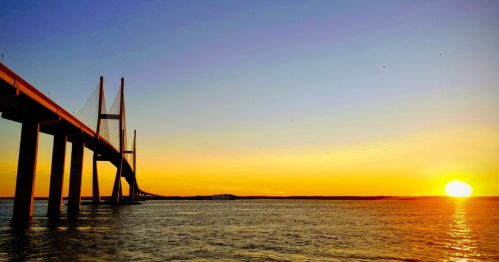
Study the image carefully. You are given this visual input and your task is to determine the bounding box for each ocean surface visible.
[0,199,498,261]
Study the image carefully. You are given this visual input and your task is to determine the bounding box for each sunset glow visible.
[445,180,472,197]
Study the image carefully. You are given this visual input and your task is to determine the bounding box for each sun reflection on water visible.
[445,201,478,261]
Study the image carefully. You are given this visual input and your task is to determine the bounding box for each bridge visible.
[0,63,161,219]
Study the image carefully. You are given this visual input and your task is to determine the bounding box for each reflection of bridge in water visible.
[0,63,162,219]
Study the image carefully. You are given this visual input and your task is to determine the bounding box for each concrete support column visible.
[128,178,135,201]
[111,150,123,202]
[13,121,40,219]
[68,142,84,212]
[92,153,100,203]
[118,181,123,201]
[47,134,67,215]
[129,181,134,199]
[111,167,121,203]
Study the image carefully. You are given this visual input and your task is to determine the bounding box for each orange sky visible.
[1,119,498,197]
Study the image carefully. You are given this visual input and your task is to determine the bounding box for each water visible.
[0,199,498,261]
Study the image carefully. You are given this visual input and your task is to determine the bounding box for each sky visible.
[0,0,498,197]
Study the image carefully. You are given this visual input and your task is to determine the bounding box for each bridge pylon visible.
[92,76,105,203]
[110,78,125,203]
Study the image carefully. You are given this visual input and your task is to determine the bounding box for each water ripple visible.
[0,200,498,261]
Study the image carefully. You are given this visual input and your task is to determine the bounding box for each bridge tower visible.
[110,78,125,203]
[92,76,105,203]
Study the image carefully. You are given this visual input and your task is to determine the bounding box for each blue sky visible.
[1,0,499,196]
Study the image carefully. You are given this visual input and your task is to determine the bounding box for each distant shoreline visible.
[1,196,498,201]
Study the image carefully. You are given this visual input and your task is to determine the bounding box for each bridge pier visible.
[118,180,123,201]
[129,181,135,200]
[13,121,39,219]
[68,142,85,212]
[47,134,67,215]
[111,166,122,203]
[92,153,100,203]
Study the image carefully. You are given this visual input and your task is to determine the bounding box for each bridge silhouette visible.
[0,63,161,219]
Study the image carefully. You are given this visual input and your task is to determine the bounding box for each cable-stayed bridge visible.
[0,63,161,219]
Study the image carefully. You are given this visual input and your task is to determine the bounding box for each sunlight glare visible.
[445,180,472,197]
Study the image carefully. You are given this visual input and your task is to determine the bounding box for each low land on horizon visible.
[1,196,498,201]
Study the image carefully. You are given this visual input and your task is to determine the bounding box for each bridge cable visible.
[75,83,99,132]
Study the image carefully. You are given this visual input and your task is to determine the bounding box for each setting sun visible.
[445,180,473,197]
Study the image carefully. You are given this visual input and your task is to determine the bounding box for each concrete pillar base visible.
[68,142,84,212]
[111,159,122,203]
[92,153,100,203]
[13,122,40,219]
[47,134,67,215]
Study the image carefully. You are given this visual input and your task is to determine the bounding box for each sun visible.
[444,180,472,197]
